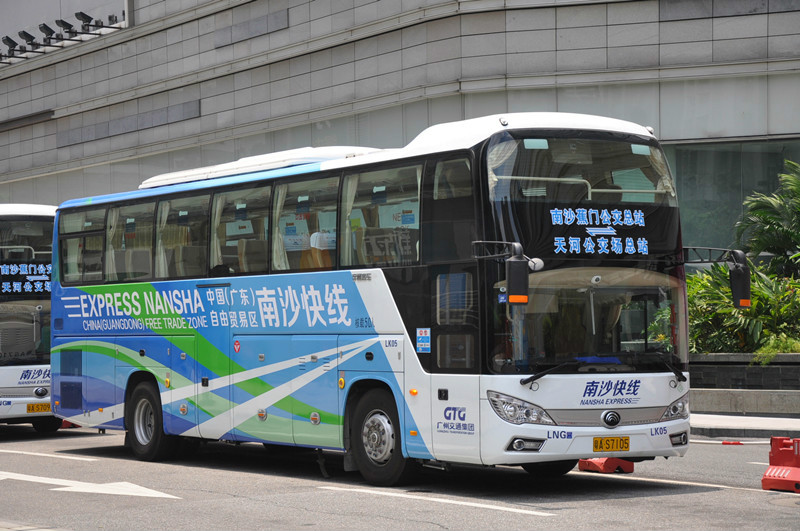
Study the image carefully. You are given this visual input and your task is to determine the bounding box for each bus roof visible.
[318,112,656,171]
[0,204,57,217]
[402,112,655,154]
[59,112,655,209]
[139,146,381,189]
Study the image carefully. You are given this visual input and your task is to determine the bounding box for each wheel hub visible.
[361,411,394,464]
[133,398,154,446]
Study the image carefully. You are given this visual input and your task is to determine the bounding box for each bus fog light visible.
[488,391,554,425]
[669,431,688,446]
[509,438,545,452]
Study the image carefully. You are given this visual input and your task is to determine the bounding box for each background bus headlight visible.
[488,391,555,425]
[660,393,689,421]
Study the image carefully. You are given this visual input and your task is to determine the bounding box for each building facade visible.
[1,0,799,248]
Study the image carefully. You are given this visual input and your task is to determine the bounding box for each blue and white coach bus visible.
[49,113,748,485]
[1,203,62,433]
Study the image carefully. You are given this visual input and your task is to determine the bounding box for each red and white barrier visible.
[761,437,800,493]
[578,458,634,474]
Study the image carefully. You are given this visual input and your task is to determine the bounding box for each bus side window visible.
[433,270,478,372]
[82,247,104,282]
[422,158,475,263]
[106,202,155,282]
[339,164,421,267]
[155,194,210,279]
[436,160,472,199]
[210,185,271,276]
[437,334,475,370]
[58,208,106,284]
[272,176,339,271]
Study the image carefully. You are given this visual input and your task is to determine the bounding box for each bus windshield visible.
[0,216,53,367]
[486,129,677,208]
[485,129,686,376]
[490,267,687,375]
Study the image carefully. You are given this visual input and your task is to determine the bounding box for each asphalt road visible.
[0,425,798,530]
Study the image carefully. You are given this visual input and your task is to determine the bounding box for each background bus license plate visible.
[593,436,629,452]
[27,403,51,413]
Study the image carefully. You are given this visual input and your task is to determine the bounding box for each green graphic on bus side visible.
[57,282,343,431]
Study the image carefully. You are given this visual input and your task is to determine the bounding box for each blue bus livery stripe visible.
[57,162,324,210]
[51,270,431,456]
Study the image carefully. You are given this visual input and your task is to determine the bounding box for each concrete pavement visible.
[690,412,800,439]
[2,414,798,531]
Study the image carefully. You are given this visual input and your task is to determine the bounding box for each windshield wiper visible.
[519,360,586,386]
[655,352,687,382]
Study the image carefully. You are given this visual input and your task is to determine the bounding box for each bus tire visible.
[127,381,178,461]
[351,388,416,486]
[32,416,62,433]
[521,459,578,477]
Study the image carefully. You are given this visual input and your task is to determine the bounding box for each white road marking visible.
[572,470,783,494]
[0,470,179,498]
[319,486,554,516]
[691,439,770,445]
[0,449,96,461]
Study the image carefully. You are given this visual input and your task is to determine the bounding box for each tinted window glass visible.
[155,194,210,279]
[340,164,421,267]
[106,202,155,282]
[273,176,339,271]
[211,185,271,276]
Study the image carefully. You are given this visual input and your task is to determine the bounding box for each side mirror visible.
[728,250,751,308]
[506,243,529,305]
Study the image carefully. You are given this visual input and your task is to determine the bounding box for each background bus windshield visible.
[0,217,53,366]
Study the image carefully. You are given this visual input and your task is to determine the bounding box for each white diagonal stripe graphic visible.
[183,336,379,436]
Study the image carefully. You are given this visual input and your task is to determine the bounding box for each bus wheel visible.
[32,416,62,433]
[521,459,578,477]
[128,382,177,461]
[351,388,416,486]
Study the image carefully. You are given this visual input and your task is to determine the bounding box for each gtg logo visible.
[444,406,466,421]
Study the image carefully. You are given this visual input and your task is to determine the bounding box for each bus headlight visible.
[488,391,555,425]
[660,393,689,421]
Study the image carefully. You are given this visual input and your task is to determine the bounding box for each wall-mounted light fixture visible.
[55,14,122,37]
[40,22,81,44]
[3,35,18,51]
[38,23,56,38]
[3,36,25,56]
[55,19,83,38]
[1,12,124,67]
[75,11,105,32]
[17,30,47,52]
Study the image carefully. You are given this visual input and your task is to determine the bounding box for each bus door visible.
[196,283,233,440]
[165,336,198,436]
[429,364,481,463]
[428,270,481,464]
[421,157,481,463]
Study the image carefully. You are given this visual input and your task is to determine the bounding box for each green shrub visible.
[687,263,800,358]
[735,159,800,278]
[753,334,800,365]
